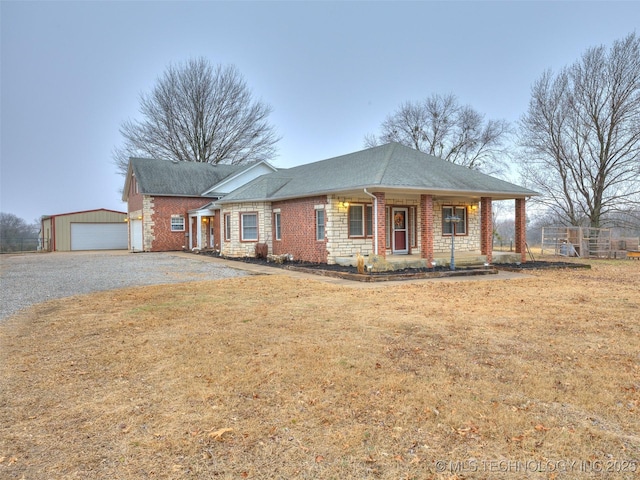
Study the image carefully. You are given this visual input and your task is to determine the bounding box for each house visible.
[40,208,128,251]
[122,158,277,252]
[122,143,538,265]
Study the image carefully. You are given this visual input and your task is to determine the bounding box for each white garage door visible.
[71,223,128,251]
[130,219,143,251]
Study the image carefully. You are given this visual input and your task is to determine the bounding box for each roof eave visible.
[217,184,538,204]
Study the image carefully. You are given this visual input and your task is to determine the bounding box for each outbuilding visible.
[40,208,128,251]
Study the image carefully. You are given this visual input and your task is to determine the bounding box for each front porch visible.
[336,251,524,271]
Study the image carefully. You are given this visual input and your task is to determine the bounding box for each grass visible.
[1,258,639,479]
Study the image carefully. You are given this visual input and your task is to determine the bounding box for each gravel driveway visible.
[0,251,249,321]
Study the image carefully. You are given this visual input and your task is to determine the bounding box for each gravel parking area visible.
[0,251,249,321]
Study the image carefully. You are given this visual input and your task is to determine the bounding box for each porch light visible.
[444,215,461,271]
[339,199,350,208]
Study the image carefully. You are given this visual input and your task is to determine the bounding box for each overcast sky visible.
[1,1,638,224]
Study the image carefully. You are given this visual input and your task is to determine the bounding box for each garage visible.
[71,223,128,251]
[40,209,128,251]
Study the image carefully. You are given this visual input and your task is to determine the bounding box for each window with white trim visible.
[274,212,281,240]
[224,213,231,241]
[241,213,258,241]
[442,206,467,235]
[316,209,325,241]
[348,204,373,237]
[171,215,185,232]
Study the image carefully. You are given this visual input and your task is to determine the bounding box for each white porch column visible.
[188,214,194,250]
[196,214,202,250]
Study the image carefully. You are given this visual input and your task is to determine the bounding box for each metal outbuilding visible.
[40,209,128,251]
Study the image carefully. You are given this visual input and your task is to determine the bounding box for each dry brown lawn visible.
[1,258,639,479]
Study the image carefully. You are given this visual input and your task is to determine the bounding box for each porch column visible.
[188,215,194,250]
[420,194,434,264]
[196,214,202,250]
[480,197,493,264]
[515,198,527,263]
[373,192,386,258]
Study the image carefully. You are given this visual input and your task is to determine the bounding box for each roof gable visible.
[125,158,247,198]
[201,160,278,196]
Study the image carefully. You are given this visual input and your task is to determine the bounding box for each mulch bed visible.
[494,260,591,272]
[199,251,590,282]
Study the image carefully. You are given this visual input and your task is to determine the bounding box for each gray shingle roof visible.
[218,143,538,203]
[130,158,247,197]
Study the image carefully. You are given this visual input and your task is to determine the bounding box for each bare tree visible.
[114,58,280,174]
[519,33,640,229]
[0,213,38,252]
[365,93,511,174]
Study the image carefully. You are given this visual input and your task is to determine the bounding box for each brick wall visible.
[211,214,221,250]
[420,194,434,263]
[149,196,211,251]
[127,177,143,212]
[373,192,386,257]
[272,196,328,263]
[515,198,527,263]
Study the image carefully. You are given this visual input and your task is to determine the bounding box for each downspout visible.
[363,189,378,255]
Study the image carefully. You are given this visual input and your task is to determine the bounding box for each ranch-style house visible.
[122,142,538,267]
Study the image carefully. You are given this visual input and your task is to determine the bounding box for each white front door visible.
[130,219,143,252]
[392,208,408,254]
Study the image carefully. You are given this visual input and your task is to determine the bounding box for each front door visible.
[392,208,408,254]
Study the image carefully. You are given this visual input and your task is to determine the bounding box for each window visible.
[349,205,363,236]
[224,214,231,241]
[274,212,281,240]
[348,204,373,237]
[241,213,258,241]
[171,215,185,232]
[366,205,373,237]
[442,206,467,235]
[316,209,325,241]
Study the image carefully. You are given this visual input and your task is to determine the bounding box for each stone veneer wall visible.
[218,195,481,262]
[125,198,154,252]
[432,200,480,253]
[220,202,273,257]
[142,196,154,252]
[326,195,481,262]
[326,195,373,262]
